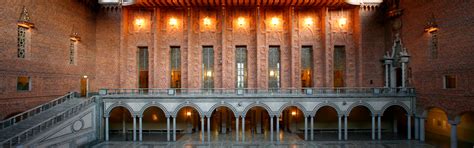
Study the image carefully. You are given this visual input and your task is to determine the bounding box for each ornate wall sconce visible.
[169,17,178,26]
[291,111,297,116]
[338,17,347,28]
[304,17,313,27]
[18,6,34,28]
[271,17,280,26]
[135,18,145,28]
[425,14,439,33]
[186,111,192,116]
[237,17,245,27]
[70,26,81,41]
[203,17,211,26]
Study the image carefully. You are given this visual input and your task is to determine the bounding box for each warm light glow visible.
[186,111,192,116]
[271,17,279,26]
[237,17,245,26]
[203,17,211,26]
[269,70,275,77]
[169,18,178,26]
[206,70,212,77]
[304,17,313,26]
[425,27,439,33]
[339,17,347,27]
[152,114,158,121]
[135,18,145,27]
[291,111,297,116]
[83,75,88,79]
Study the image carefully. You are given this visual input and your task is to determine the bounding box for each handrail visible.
[0,92,76,130]
[0,96,96,148]
[100,87,416,97]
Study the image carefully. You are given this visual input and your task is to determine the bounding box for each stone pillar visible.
[415,117,419,140]
[449,120,460,148]
[201,117,205,142]
[173,117,176,141]
[105,116,109,141]
[344,115,348,140]
[236,117,239,142]
[242,117,245,142]
[338,115,342,140]
[420,117,425,142]
[407,114,411,140]
[256,110,262,134]
[276,116,280,142]
[371,115,375,140]
[378,115,382,140]
[270,116,274,141]
[167,116,170,141]
[384,62,390,87]
[207,116,211,142]
[304,116,308,140]
[133,116,136,141]
[400,53,410,88]
[310,116,314,141]
[139,116,143,141]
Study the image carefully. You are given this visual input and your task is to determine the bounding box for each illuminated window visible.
[18,26,27,58]
[443,75,456,89]
[69,41,76,65]
[170,47,181,88]
[268,46,280,89]
[301,46,313,87]
[235,46,247,88]
[17,76,30,91]
[202,46,214,89]
[138,47,149,88]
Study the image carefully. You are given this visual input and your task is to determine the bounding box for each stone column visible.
[310,116,314,141]
[344,115,348,140]
[276,116,280,142]
[139,116,143,141]
[304,116,308,140]
[420,117,425,142]
[105,116,109,141]
[133,116,136,141]
[236,117,239,142]
[384,62,389,87]
[449,120,460,148]
[207,116,211,142]
[415,117,419,140]
[407,114,411,140]
[201,117,205,142]
[270,116,274,141]
[242,117,245,142]
[371,115,375,140]
[173,117,176,141]
[338,115,342,140]
[378,115,382,140]
[167,116,170,141]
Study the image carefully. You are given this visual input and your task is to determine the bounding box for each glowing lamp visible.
[304,17,313,26]
[269,70,275,77]
[237,17,245,26]
[135,18,145,27]
[271,17,279,26]
[291,111,297,116]
[83,75,88,79]
[203,17,211,26]
[169,18,178,26]
[425,27,438,33]
[186,111,192,116]
[206,70,212,77]
[339,17,347,27]
[152,114,158,121]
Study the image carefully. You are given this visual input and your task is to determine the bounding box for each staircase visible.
[0,93,97,148]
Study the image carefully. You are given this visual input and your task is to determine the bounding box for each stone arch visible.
[380,101,411,115]
[242,102,274,117]
[207,102,239,117]
[422,106,449,118]
[311,102,343,116]
[345,101,376,116]
[172,102,204,117]
[277,102,308,117]
[138,102,170,117]
[105,102,135,117]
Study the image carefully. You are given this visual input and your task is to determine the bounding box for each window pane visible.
[301,46,313,87]
[170,47,181,88]
[269,46,280,88]
[236,46,247,88]
[17,76,30,91]
[18,27,27,58]
[334,46,346,87]
[202,46,214,89]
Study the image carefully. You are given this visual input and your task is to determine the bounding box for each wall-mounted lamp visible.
[186,111,192,116]
[291,111,297,116]
[271,17,280,26]
[203,17,211,26]
[135,18,145,28]
[152,114,158,121]
[304,17,314,26]
[269,70,275,77]
[70,32,81,42]
[425,15,439,33]
[18,6,34,28]
[169,17,178,26]
[206,70,212,77]
[237,17,245,26]
[339,17,347,28]
[83,75,88,79]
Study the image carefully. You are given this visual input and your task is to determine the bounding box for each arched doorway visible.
[175,106,200,140]
[280,106,305,140]
[141,106,167,141]
[108,106,133,141]
[243,106,270,141]
[457,111,474,147]
[425,107,450,147]
[381,105,408,140]
[209,106,236,141]
[313,106,339,141]
[347,106,372,140]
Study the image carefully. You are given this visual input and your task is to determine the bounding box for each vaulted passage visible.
[381,105,409,140]
[108,107,133,141]
[141,106,167,141]
[209,107,237,141]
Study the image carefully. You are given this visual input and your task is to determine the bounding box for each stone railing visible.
[100,87,415,98]
[0,92,77,130]
[0,96,97,148]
